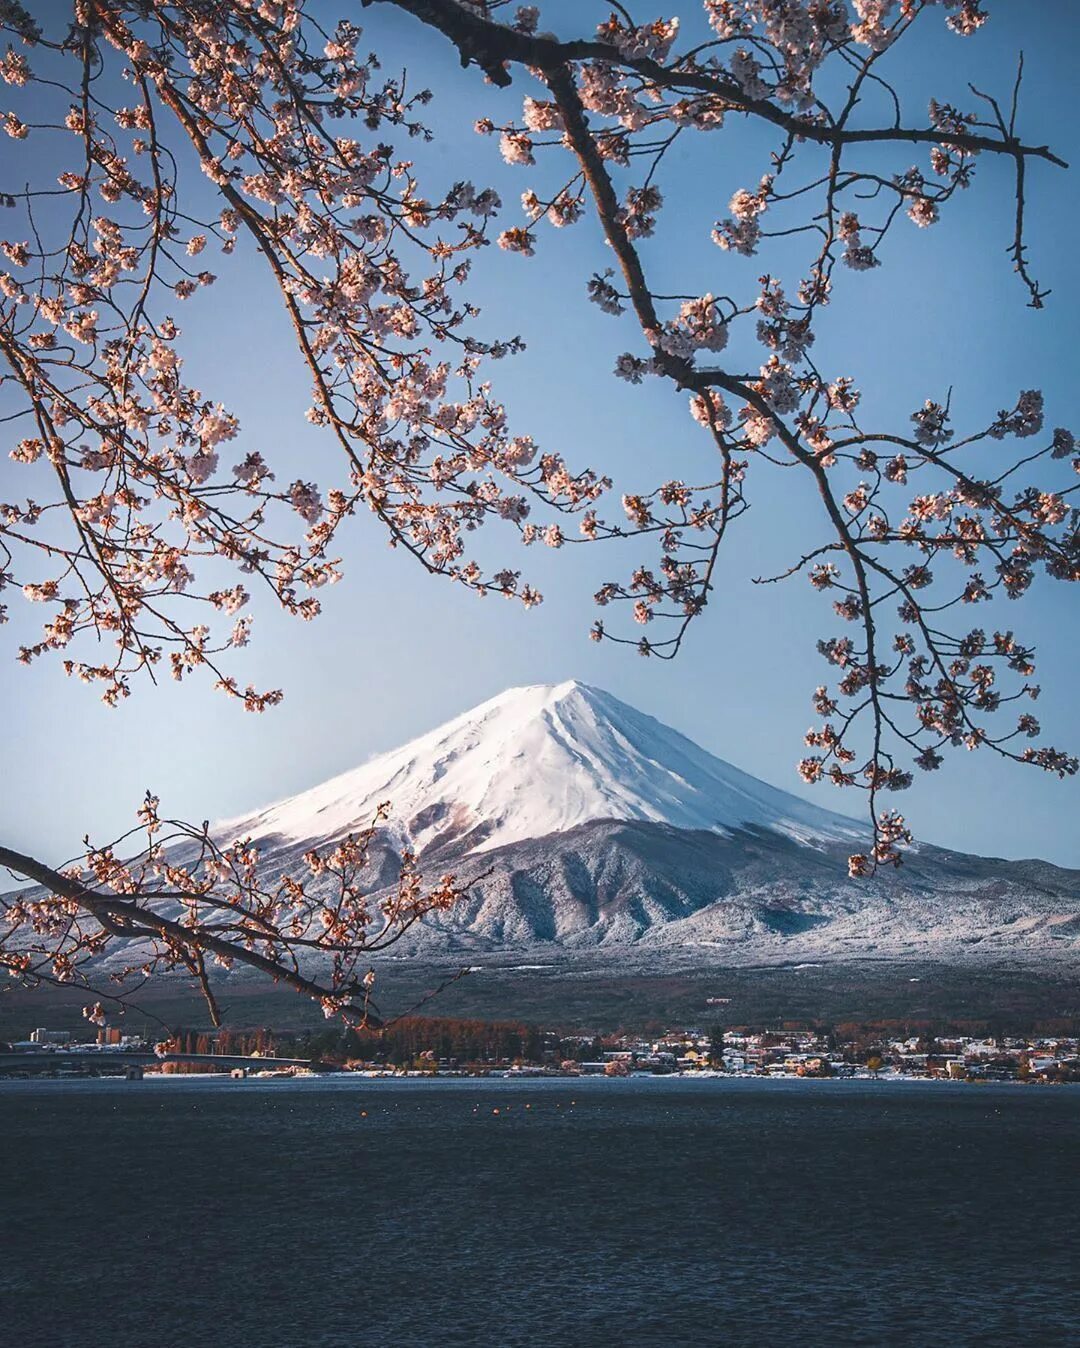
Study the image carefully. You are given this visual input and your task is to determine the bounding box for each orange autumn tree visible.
[0,0,1076,1024]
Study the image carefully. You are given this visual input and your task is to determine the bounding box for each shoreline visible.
[3,1071,1078,1089]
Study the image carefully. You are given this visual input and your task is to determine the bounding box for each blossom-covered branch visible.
[0,0,604,710]
[372,0,1077,873]
[0,792,463,1027]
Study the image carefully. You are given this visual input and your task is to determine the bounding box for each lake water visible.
[1,1076,1077,1347]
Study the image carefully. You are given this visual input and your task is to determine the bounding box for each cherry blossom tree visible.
[1,0,1076,1024]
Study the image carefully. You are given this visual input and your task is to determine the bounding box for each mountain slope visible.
[411,820,1080,962]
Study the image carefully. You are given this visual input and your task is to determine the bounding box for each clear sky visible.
[3,2,1079,866]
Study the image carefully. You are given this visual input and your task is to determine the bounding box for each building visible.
[29,1028,71,1045]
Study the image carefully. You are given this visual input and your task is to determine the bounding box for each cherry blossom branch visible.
[0,794,466,1029]
[427,1,1078,872]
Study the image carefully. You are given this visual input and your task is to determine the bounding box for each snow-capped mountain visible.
[8,682,1075,1015]
[215,681,1079,964]
[223,680,864,859]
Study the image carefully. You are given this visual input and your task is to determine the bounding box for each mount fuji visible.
[224,680,864,858]
[217,682,1080,964]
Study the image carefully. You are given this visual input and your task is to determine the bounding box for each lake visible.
[1,1076,1077,1347]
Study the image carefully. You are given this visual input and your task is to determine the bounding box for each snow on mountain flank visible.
[221,681,864,856]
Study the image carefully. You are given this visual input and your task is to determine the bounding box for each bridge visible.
[0,1051,342,1076]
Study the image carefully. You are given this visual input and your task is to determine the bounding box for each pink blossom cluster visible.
[0,1,610,711]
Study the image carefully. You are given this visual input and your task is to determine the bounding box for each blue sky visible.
[3,2,1079,865]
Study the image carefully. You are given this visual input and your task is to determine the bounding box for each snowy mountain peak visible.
[222,681,864,857]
